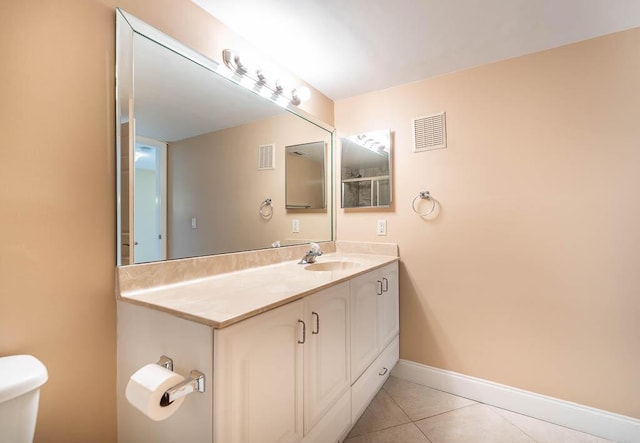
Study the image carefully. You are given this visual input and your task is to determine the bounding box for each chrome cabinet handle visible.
[382,277,389,292]
[379,367,388,376]
[312,312,320,335]
[377,280,383,295]
[298,320,306,344]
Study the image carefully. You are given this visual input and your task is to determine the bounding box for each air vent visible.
[258,144,275,170]
[412,112,446,152]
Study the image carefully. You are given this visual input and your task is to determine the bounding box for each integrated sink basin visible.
[304,260,362,272]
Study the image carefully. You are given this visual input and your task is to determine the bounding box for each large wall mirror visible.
[116,10,333,265]
[341,130,392,208]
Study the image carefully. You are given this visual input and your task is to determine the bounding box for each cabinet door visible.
[303,283,350,434]
[350,273,379,383]
[214,301,304,443]
[377,262,399,350]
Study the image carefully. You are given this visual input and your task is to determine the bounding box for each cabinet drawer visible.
[351,335,399,423]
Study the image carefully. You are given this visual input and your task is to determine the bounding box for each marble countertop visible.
[118,252,398,328]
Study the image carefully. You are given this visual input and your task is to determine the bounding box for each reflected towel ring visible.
[412,191,436,216]
[259,198,273,218]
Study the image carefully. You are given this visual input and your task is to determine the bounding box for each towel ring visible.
[412,191,436,216]
[259,198,273,218]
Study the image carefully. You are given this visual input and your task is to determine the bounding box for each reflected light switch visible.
[191,217,197,229]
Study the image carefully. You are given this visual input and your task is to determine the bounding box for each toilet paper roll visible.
[125,363,186,421]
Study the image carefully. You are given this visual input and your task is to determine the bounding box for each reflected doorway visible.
[134,136,167,263]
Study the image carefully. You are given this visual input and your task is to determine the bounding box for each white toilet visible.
[0,355,48,443]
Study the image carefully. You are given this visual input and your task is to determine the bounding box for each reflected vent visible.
[258,144,275,170]
[412,112,446,152]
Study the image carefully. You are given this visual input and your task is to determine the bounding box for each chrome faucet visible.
[299,243,323,264]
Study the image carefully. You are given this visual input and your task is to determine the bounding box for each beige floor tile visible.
[415,403,534,443]
[345,423,430,443]
[489,406,613,443]
[383,376,476,421]
[348,389,412,437]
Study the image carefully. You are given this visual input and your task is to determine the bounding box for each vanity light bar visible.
[346,130,391,154]
[222,49,310,107]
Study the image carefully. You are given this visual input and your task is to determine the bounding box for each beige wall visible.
[0,1,333,442]
[335,28,640,419]
[168,113,331,258]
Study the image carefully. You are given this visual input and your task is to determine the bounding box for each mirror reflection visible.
[117,13,333,265]
[341,130,392,208]
[285,141,326,209]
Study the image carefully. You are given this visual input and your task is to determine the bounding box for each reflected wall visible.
[168,113,331,259]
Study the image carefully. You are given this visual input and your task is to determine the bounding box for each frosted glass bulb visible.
[295,86,311,102]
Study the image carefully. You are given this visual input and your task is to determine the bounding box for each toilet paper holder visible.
[156,355,205,407]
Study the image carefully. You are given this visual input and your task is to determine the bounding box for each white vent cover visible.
[258,144,275,170]
[412,112,446,152]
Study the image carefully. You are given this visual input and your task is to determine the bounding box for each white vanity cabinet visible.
[213,282,351,443]
[349,271,380,383]
[213,300,304,443]
[349,262,400,422]
[350,262,399,382]
[376,263,399,351]
[118,258,399,443]
[302,283,351,435]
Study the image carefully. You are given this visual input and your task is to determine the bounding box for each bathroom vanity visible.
[116,242,399,443]
[114,10,399,443]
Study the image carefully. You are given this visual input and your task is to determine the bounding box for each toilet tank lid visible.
[0,355,48,403]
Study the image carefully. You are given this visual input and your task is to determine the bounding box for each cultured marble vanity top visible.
[117,242,398,328]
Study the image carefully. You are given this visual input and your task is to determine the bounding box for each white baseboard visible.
[391,359,640,443]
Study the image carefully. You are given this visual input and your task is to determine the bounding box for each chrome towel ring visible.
[412,191,436,216]
[259,198,273,218]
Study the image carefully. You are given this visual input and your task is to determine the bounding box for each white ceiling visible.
[192,0,640,100]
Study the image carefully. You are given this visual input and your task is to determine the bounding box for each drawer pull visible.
[382,277,389,292]
[379,367,388,376]
[298,320,306,344]
[312,312,320,335]
[377,280,383,295]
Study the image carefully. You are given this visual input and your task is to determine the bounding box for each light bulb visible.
[294,86,311,103]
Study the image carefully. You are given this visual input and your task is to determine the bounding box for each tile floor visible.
[345,377,613,443]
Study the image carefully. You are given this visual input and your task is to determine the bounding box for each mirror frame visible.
[115,9,335,266]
